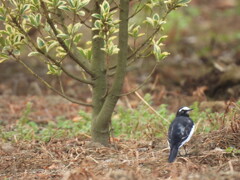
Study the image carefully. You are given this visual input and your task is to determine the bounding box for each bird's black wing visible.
[168,116,194,148]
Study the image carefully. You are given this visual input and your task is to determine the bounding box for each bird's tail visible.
[168,146,179,163]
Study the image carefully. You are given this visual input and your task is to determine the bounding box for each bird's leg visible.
[183,145,188,156]
[178,150,183,156]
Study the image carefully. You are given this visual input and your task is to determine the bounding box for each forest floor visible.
[0,96,240,180]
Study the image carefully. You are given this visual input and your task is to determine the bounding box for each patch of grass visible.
[0,103,91,142]
[112,94,174,139]
[190,102,223,133]
[225,147,240,154]
[0,96,236,142]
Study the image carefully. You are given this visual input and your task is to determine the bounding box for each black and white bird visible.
[168,106,194,163]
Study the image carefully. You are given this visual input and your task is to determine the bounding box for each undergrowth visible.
[0,94,237,143]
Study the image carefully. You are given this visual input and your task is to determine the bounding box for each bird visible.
[168,106,195,163]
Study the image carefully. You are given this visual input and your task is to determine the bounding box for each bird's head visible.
[176,106,193,117]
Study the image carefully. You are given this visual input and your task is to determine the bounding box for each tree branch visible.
[119,62,158,96]
[40,0,95,77]
[14,57,92,107]
[10,17,93,85]
[128,1,145,20]
[60,65,93,85]
[109,5,174,72]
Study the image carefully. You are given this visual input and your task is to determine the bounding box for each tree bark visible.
[91,0,108,144]
[91,0,129,146]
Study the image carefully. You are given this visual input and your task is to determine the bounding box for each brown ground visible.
[1,129,240,180]
[0,128,240,180]
[0,96,240,180]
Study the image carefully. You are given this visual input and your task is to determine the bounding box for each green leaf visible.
[68,0,75,8]
[2,46,11,54]
[92,13,101,19]
[0,15,5,21]
[79,0,90,8]
[153,13,159,21]
[28,51,41,57]
[56,46,67,58]
[6,25,13,33]
[72,23,82,34]
[57,33,69,39]
[28,14,41,27]
[77,10,85,16]
[95,20,102,29]
[145,17,154,27]
[161,51,170,59]
[47,63,62,76]
[0,53,8,63]
[58,5,70,11]
[47,41,59,51]
[20,4,30,14]
[86,49,92,60]
[73,33,82,43]
[37,37,45,48]
[138,33,145,37]
[153,43,161,61]
[36,14,42,25]
[32,0,40,6]
[67,24,73,34]
[101,0,110,13]
[78,47,86,57]
[0,37,5,46]
[78,47,92,60]
[13,49,20,56]
[178,0,191,4]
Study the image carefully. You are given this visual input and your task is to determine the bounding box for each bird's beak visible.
[188,108,193,111]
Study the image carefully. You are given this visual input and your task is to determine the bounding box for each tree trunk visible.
[91,0,129,146]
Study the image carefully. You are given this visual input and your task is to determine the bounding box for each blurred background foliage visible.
[0,0,240,106]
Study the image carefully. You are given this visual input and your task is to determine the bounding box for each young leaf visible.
[92,13,101,19]
[47,63,62,76]
[36,14,42,25]
[153,13,159,21]
[72,23,82,34]
[58,5,70,11]
[37,37,45,48]
[0,53,8,63]
[47,41,59,51]
[28,51,41,57]
[103,1,110,11]
[77,10,85,16]
[57,33,69,39]
[178,0,191,4]
[20,4,30,14]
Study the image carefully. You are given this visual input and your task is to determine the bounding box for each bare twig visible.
[135,92,168,123]
[128,1,145,20]
[15,57,92,107]
[119,62,158,96]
